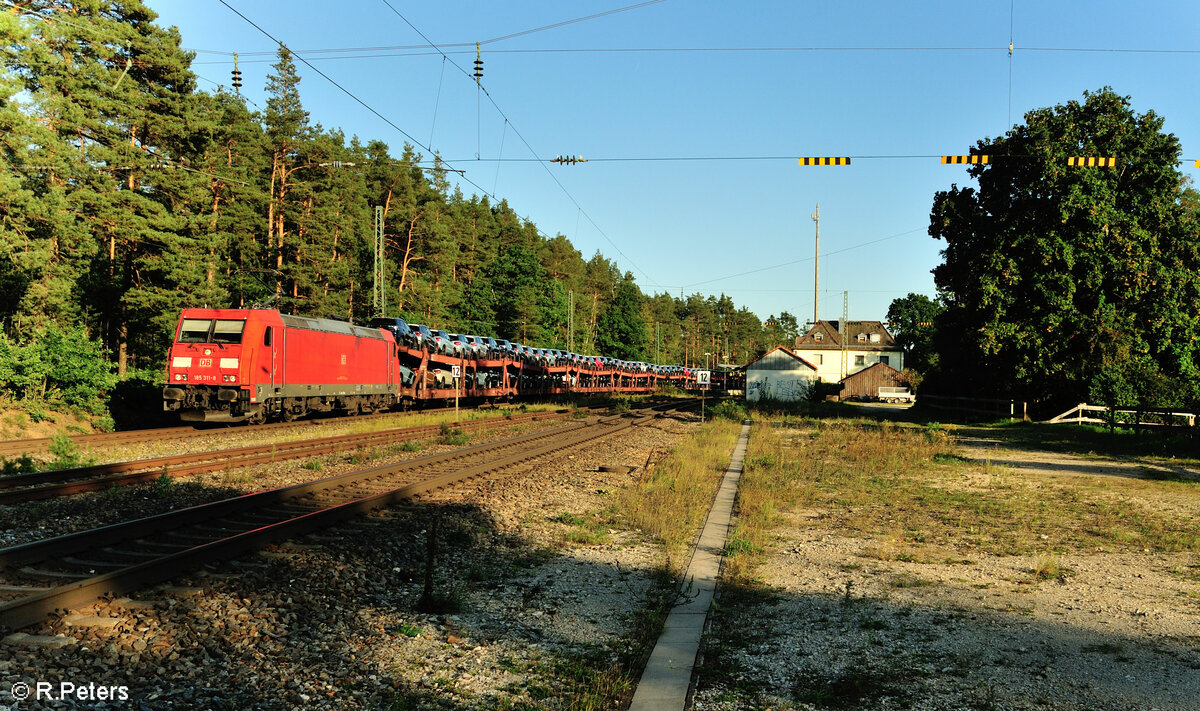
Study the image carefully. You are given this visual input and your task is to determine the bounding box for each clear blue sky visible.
[153,0,1200,326]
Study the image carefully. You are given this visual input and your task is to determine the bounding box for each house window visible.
[856,333,866,343]
[814,332,823,342]
[870,333,881,343]
[815,354,823,365]
[879,355,890,366]
[854,355,865,366]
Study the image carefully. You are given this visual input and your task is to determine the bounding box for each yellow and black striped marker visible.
[1194,159,1199,169]
[1067,157,1117,167]
[798,157,851,166]
[941,155,989,164]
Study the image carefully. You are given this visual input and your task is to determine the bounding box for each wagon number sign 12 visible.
[695,370,711,387]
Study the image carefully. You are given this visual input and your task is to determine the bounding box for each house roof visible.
[745,346,818,371]
[793,320,899,350]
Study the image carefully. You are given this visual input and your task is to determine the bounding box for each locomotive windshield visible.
[178,318,245,344]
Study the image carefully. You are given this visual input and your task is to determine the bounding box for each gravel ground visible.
[0,411,571,548]
[1,412,699,710]
[692,429,1200,711]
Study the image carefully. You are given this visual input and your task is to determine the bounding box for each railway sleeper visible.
[128,538,193,552]
[0,584,52,594]
[99,546,165,560]
[188,523,254,537]
[158,529,229,543]
[221,513,290,527]
[19,566,93,580]
[60,556,125,571]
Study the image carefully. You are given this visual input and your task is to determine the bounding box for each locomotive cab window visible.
[212,320,246,344]
[263,327,273,347]
[178,319,213,343]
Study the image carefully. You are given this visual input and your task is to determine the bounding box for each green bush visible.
[709,399,748,422]
[0,324,116,416]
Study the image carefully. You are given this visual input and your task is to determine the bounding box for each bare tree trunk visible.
[398,212,423,303]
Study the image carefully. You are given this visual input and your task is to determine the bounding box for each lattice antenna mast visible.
[373,206,385,317]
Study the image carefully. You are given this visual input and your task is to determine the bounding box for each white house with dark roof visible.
[792,320,903,383]
[745,347,818,402]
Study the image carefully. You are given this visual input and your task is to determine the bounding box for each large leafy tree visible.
[928,88,1200,407]
[886,293,942,372]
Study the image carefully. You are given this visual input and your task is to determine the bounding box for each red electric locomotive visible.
[163,309,400,423]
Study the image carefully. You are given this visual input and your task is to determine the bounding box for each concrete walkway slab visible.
[628,421,750,711]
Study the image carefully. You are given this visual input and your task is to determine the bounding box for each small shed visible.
[839,362,905,400]
[745,347,818,403]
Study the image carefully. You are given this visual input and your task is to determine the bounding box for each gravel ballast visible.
[2,412,699,710]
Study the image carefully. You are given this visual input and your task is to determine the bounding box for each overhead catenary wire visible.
[187,44,1200,64]
[189,0,671,57]
[681,227,927,289]
[213,1,503,210]
[374,0,659,287]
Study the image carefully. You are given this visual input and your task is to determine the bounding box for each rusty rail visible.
[0,402,689,631]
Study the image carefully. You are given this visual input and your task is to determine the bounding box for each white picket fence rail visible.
[1047,403,1197,428]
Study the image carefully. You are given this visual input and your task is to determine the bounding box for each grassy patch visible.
[551,512,586,526]
[958,421,1200,464]
[550,511,611,546]
[728,418,1199,561]
[887,572,937,589]
[1,454,38,475]
[614,419,741,568]
[388,622,422,638]
[791,660,922,709]
[437,423,470,446]
[1033,553,1070,582]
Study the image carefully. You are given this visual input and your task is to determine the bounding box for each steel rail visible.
[0,404,683,631]
[0,409,570,504]
[0,406,468,459]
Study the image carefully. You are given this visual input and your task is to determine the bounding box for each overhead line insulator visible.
[231,52,242,93]
[473,42,483,84]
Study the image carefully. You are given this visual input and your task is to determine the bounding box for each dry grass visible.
[614,419,741,568]
[1033,553,1070,582]
[722,418,1200,584]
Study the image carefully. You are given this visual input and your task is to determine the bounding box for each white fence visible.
[1047,403,1197,428]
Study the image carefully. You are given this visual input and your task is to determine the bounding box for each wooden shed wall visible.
[839,363,904,399]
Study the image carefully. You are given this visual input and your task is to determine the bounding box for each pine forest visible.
[0,2,791,422]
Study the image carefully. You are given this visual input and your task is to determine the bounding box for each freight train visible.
[162,308,744,423]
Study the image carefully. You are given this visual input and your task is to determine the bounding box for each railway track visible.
[0,406,466,460]
[0,409,572,505]
[0,402,692,631]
